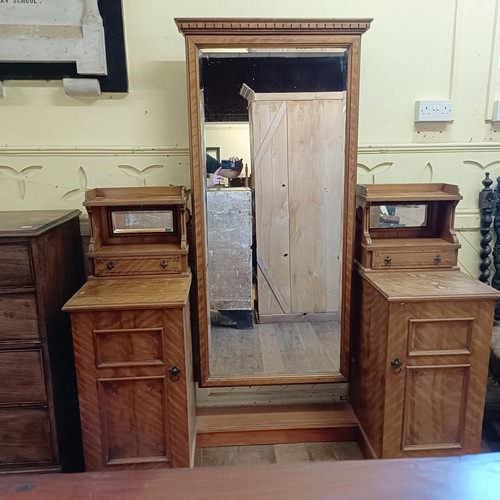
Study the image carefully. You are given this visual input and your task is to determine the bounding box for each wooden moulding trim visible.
[355,425,378,460]
[175,18,373,35]
[195,403,358,447]
[196,427,358,448]
[204,373,347,387]
[0,465,60,475]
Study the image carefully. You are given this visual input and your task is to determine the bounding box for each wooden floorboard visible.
[194,441,364,467]
[209,320,340,377]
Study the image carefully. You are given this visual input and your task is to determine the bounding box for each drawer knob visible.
[169,364,181,379]
[160,260,169,269]
[434,255,442,264]
[390,357,403,374]
[384,256,392,266]
[106,261,114,270]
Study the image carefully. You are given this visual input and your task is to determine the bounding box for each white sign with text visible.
[0,0,107,75]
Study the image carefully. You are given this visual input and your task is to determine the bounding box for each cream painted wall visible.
[205,123,251,175]
[0,0,499,280]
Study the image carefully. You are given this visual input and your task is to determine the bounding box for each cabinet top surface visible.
[356,183,462,203]
[363,270,500,301]
[63,275,191,312]
[0,210,80,237]
[84,186,187,207]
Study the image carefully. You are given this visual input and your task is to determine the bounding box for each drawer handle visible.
[106,261,114,270]
[434,255,442,265]
[160,260,169,269]
[384,256,392,266]
[390,357,403,374]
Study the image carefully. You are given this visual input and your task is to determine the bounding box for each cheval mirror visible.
[176,19,372,387]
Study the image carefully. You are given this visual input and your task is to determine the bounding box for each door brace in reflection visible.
[256,253,290,313]
[252,99,287,168]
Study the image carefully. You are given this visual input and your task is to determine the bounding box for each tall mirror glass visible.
[176,19,372,386]
[202,48,347,379]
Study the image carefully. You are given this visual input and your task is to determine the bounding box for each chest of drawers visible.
[0,210,85,473]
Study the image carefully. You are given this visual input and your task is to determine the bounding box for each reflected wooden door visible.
[244,89,346,320]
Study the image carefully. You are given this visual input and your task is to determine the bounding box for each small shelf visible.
[84,186,187,207]
[85,186,189,277]
[356,183,462,203]
[368,237,459,248]
[356,183,461,271]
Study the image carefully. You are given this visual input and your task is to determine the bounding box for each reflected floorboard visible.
[210,320,340,377]
[194,441,363,467]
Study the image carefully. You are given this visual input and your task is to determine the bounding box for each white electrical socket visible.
[414,100,453,122]
[492,101,500,122]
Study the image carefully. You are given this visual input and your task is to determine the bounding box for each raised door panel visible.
[93,328,164,368]
[407,318,472,356]
[402,365,468,451]
[0,350,46,403]
[0,244,33,287]
[0,408,54,465]
[98,376,169,466]
[0,294,39,341]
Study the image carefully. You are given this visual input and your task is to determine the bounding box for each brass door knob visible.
[160,260,169,269]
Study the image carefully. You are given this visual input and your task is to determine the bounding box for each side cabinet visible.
[0,210,85,473]
[351,270,500,458]
[63,276,195,471]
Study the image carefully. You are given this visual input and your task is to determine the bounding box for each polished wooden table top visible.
[1,453,500,499]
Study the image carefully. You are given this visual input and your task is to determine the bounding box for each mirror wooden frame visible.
[176,18,372,387]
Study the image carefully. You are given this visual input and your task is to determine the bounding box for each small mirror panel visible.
[111,209,174,234]
[369,204,428,229]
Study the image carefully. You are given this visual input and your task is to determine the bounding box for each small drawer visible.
[0,408,54,465]
[0,350,46,404]
[0,294,39,341]
[372,249,457,270]
[93,256,182,277]
[0,244,33,286]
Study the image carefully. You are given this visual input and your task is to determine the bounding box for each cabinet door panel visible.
[98,376,169,465]
[402,365,468,451]
[0,350,46,403]
[0,408,54,465]
[0,294,39,341]
[408,318,472,355]
[0,244,33,286]
[94,328,164,368]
